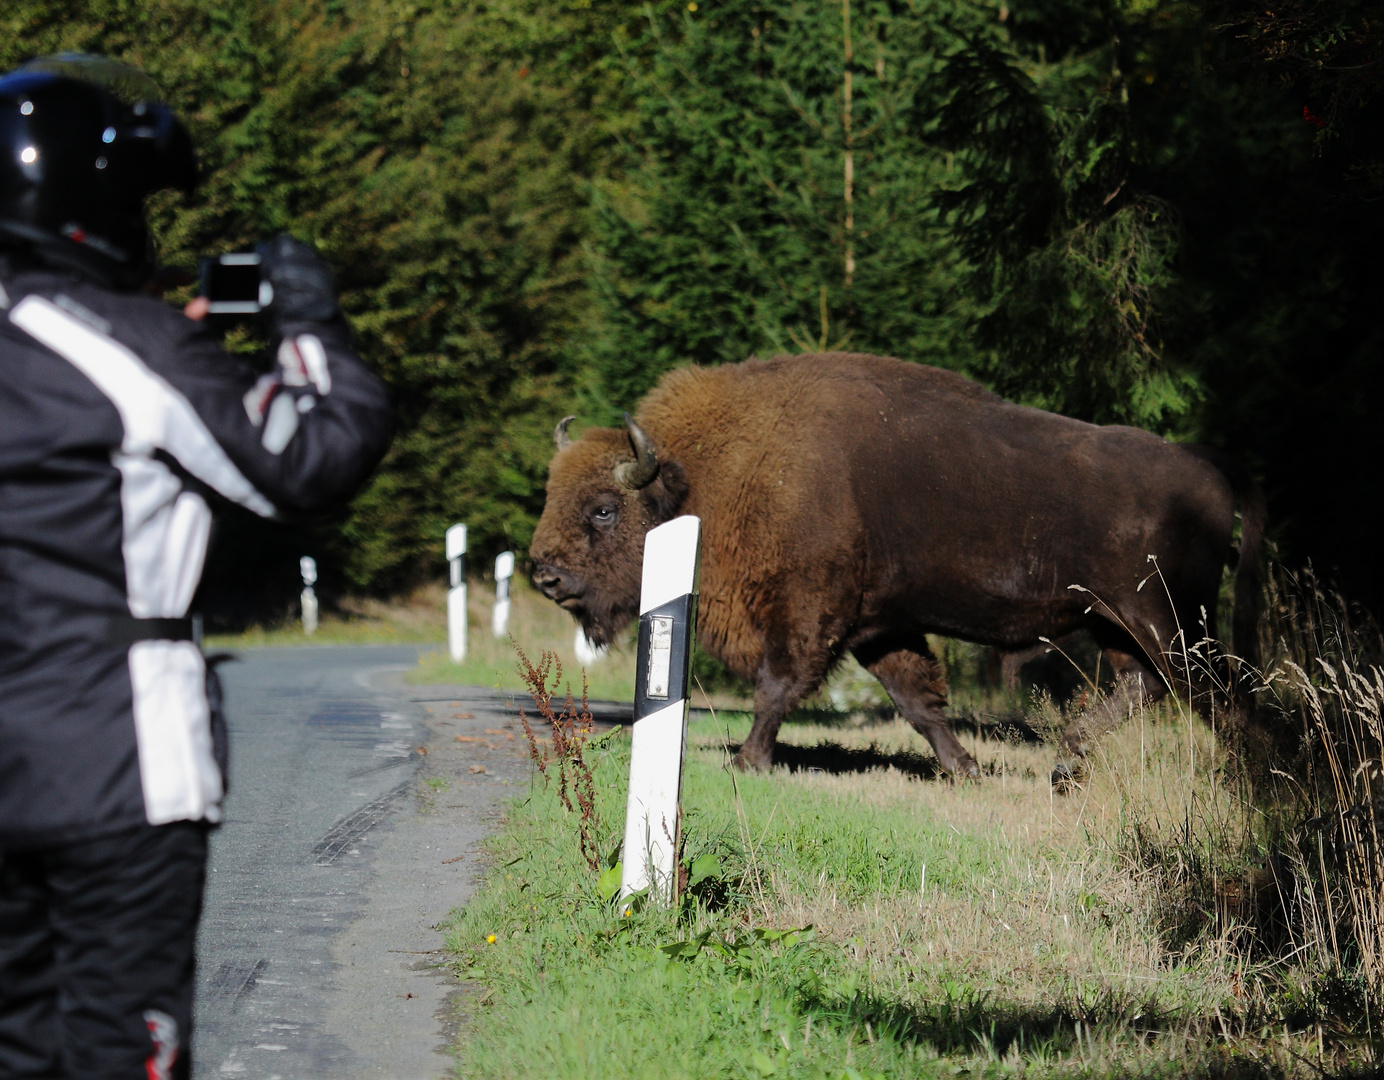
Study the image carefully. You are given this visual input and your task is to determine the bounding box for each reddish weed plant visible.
[513,642,603,871]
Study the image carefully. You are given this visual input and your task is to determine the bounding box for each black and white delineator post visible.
[574,626,609,666]
[491,550,514,638]
[446,523,467,662]
[299,556,318,636]
[619,515,701,908]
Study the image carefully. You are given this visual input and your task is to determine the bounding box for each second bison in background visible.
[529,353,1262,777]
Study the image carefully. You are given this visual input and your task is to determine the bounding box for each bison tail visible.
[1231,475,1266,678]
[1186,444,1265,686]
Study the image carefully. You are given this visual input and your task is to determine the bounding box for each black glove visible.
[256,235,340,325]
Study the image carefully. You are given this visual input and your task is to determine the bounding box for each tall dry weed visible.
[1042,563,1384,1028]
[513,642,603,871]
[1254,571,1384,1000]
[1119,566,1384,1017]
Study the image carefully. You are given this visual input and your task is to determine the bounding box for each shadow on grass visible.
[782,705,1044,745]
[949,706,1044,744]
[729,740,944,781]
[799,980,1149,1060]
[794,982,1378,1079]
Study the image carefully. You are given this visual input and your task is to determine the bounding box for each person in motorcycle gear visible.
[0,55,393,1080]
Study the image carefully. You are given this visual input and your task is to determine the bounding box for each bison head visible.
[529,414,688,647]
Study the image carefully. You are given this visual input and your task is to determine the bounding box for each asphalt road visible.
[192,645,533,1080]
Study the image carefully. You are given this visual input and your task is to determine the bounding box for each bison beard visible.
[530,353,1263,783]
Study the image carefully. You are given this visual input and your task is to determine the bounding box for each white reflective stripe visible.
[8,295,276,518]
[296,333,331,395]
[129,641,223,825]
[9,295,236,826]
[242,373,279,426]
[112,456,212,617]
[639,516,702,613]
[276,336,309,386]
[261,392,299,455]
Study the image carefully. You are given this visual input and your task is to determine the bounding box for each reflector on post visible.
[620,515,701,908]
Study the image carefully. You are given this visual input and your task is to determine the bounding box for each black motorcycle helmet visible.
[0,54,196,288]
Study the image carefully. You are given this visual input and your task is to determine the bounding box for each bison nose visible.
[532,562,576,602]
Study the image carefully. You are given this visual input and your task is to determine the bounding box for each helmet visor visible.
[16,54,165,107]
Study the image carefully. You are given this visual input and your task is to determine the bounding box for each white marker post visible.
[491,550,514,638]
[300,556,318,636]
[446,524,467,663]
[620,515,702,909]
[574,626,609,666]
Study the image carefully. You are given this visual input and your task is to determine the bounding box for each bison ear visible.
[640,459,688,522]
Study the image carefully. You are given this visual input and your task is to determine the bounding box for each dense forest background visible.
[5,0,1381,620]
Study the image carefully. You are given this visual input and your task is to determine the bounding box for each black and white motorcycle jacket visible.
[0,264,392,846]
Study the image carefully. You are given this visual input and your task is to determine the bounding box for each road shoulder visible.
[320,682,532,1078]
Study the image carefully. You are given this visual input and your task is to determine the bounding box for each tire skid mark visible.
[310,781,410,865]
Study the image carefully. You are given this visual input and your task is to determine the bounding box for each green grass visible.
[442,698,1365,1079]
[409,578,642,703]
[208,568,1380,1077]
[203,585,447,648]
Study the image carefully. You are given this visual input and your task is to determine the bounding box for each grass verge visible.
[444,700,1377,1076]
[441,566,1384,1078]
[203,584,448,647]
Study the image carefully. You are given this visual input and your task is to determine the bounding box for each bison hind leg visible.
[852,638,980,780]
[1051,634,1168,790]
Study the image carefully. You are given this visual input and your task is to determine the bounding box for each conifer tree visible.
[583,0,986,412]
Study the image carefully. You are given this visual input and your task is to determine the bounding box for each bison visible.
[529,352,1262,778]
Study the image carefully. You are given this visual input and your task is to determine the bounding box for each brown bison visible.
[529,352,1262,777]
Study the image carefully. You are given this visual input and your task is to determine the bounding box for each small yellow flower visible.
[486,934,497,943]
[687,2,698,10]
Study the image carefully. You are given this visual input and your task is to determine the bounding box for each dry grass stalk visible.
[678,565,1384,1057]
[513,642,603,871]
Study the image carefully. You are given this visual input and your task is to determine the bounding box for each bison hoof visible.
[733,748,773,772]
[1050,760,1084,793]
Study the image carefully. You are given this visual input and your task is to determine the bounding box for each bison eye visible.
[584,497,620,531]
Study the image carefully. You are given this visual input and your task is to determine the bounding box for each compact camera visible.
[198,253,273,315]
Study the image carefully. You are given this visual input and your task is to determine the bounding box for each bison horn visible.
[554,415,576,451]
[615,413,659,489]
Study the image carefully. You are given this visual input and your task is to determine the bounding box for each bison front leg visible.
[736,659,808,769]
[854,640,980,780]
[735,646,824,772]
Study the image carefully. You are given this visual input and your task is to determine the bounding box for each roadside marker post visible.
[619,515,702,909]
[574,626,608,666]
[491,551,514,638]
[446,524,467,663]
[299,556,318,636]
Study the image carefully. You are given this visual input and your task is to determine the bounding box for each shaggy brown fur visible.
[529,353,1263,776]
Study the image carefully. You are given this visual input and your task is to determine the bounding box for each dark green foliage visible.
[2,0,613,606]
[928,1,1384,607]
[931,16,1197,428]
[4,0,1384,614]
[583,0,986,411]
[1211,0,1383,190]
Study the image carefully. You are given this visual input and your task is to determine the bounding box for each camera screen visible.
[199,255,262,314]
